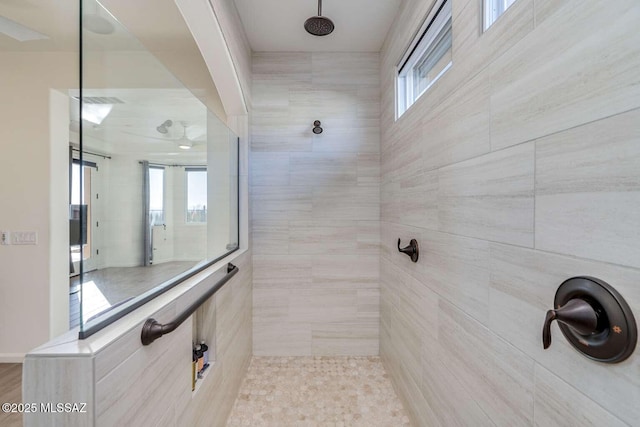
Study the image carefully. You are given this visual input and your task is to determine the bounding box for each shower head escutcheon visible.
[304,0,334,36]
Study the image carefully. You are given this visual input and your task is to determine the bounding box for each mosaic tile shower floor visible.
[226,356,411,427]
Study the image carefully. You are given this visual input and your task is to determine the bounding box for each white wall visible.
[0,52,77,361]
[49,90,72,339]
[170,166,207,262]
[379,0,640,425]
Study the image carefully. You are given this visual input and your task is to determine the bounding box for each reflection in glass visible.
[149,167,165,226]
[187,168,207,223]
[75,0,239,336]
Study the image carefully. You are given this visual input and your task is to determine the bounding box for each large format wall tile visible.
[490,0,640,150]
[437,142,535,246]
[379,1,638,425]
[421,230,491,325]
[251,52,381,355]
[489,243,640,425]
[312,53,380,86]
[381,170,438,230]
[252,52,312,83]
[421,340,495,427]
[251,186,312,221]
[452,0,534,88]
[533,365,628,427]
[310,319,379,355]
[289,220,358,255]
[290,152,358,186]
[312,185,379,221]
[250,152,290,186]
[251,220,289,255]
[535,109,640,268]
[253,320,311,356]
[420,68,491,171]
[438,301,535,426]
[253,255,313,288]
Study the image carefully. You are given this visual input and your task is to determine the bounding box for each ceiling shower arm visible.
[318,0,322,16]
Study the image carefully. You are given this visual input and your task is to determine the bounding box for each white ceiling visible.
[71,88,209,163]
[2,0,227,163]
[233,0,401,52]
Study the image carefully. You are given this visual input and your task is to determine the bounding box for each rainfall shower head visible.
[304,0,334,36]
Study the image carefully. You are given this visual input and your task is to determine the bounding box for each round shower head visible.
[305,0,334,36]
[304,16,334,36]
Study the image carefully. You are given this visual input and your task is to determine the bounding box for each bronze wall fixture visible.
[542,276,637,363]
[141,263,238,345]
[397,238,419,263]
[304,0,335,36]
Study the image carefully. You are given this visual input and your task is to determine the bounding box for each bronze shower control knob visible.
[542,299,598,349]
[542,277,637,363]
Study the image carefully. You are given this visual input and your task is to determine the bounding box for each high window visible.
[484,0,517,30]
[397,0,452,118]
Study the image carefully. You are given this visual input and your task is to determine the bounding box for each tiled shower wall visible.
[380,0,640,426]
[250,52,381,355]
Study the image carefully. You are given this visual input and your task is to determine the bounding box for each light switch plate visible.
[11,231,37,245]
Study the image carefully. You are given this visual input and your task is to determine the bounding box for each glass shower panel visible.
[78,0,239,337]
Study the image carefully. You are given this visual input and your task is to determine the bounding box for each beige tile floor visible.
[226,356,411,427]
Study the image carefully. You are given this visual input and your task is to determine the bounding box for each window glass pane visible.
[149,168,164,225]
[485,0,517,30]
[396,0,452,118]
[412,20,452,98]
[187,170,207,223]
[71,163,81,205]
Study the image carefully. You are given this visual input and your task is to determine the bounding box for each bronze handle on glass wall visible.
[397,238,419,263]
[141,263,238,345]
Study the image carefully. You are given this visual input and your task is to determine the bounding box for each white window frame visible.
[484,0,517,31]
[396,0,452,119]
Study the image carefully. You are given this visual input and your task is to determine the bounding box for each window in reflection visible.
[149,167,165,226]
[186,168,207,223]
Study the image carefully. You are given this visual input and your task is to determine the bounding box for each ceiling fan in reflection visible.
[121,120,205,150]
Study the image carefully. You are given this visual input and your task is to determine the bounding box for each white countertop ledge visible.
[26,248,247,358]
